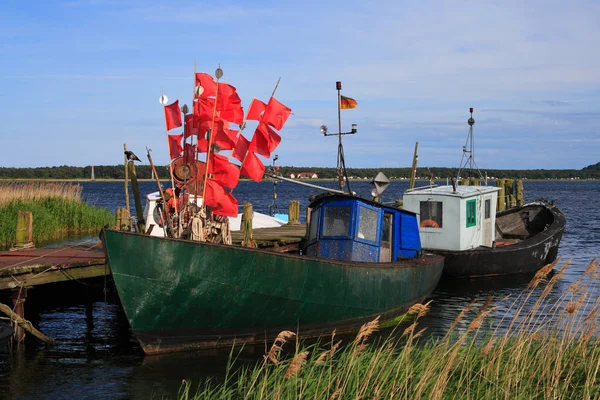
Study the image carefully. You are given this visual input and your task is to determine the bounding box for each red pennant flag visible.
[248,122,281,158]
[204,178,239,217]
[240,151,265,182]
[168,133,183,160]
[246,98,267,121]
[184,114,200,138]
[195,72,217,98]
[193,97,216,123]
[164,100,183,131]
[217,83,242,110]
[184,143,196,164]
[262,97,291,131]
[209,153,240,189]
[219,107,244,125]
[232,134,249,162]
[211,119,237,151]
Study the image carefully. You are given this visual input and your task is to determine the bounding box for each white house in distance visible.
[289,172,318,179]
[402,184,500,251]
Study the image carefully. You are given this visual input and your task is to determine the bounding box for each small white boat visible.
[143,191,287,237]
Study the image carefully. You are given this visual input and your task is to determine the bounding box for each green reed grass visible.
[0,182,113,247]
[179,258,600,400]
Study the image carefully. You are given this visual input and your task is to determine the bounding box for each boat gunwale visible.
[101,228,443,271]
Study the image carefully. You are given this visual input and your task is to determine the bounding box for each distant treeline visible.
[1,164,600,180]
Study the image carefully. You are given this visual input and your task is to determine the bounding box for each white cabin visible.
[402,185,500,251]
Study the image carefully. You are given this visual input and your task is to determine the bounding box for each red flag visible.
[168,133,183,160]
[209,153,240,189]
[164,100,183,131]
[204,178,239,217]
[232,134,249,162]
[246,98,267,121]
[248,122,281,158]
[195,73,217,98]
[240,151,265,182]
[219,107,244,125]
[184,143,196,163]
[217,83,242,110]
[211,119,237,151]
[340,95,357,109]
[262,97,291,131]
[193,97,216,123]
[184,114,200,138]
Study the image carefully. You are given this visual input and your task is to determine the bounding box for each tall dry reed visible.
[179,259,600,400]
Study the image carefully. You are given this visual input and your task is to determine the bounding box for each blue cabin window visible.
[357,206,378,242]
[322,206,351,237]
[466,199,477,227]
[308,209,320,241]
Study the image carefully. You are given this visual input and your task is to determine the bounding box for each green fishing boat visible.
[102,194,443,354]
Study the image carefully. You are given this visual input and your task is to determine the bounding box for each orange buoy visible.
[420,219,440,228]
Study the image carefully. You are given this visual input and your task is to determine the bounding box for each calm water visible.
[0,180,599,399]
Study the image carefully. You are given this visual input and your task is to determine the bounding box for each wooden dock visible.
[0,224,307,291]
[0,243,107,291]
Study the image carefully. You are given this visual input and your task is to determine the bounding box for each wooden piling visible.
[12,211,34,251]
[504,179,515,208]
[516,179,524,206]
[496,179,506,211]
[470,178,480,186]
[128,161,145,233]
[288,200,300,225]
[123,144,130,212]
[241,202,256,247]
[460,178,470,186]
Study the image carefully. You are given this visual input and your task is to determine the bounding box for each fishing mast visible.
[456,107,485,185]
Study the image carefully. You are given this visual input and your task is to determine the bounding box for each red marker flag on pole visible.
[167,133,183,160]
[262,97,291,131]
[195,72,217,98]
[204,178,239,217]
[164,100,183,131]
[184,143,196,163]
[246,98,267,121]
[248,122,281,158]
[193,97,216,123]
[209,153,240,189]
[240,151,265,182]
[232,134,250,162]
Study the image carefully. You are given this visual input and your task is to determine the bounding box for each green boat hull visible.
[102,229,443,354]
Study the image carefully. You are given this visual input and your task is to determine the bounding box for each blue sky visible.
[1,0,599,170]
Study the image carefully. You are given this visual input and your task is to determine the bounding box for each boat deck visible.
[0,243,106,291]
[231,224,307,251]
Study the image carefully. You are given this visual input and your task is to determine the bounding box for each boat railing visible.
[404,184,438,193]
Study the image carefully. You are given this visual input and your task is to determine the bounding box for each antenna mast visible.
[456,107,485,185]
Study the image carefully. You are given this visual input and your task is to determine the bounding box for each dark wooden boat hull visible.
[101,229,444,354]
[430,203,566,278]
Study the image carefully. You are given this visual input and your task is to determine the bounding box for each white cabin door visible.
[483,197,493,247]
[380,213,393,262]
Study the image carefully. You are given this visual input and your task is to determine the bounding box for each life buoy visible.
[420,219,440,228]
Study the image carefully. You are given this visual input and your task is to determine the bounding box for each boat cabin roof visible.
[404,185,500,199]
[309,194,416,216]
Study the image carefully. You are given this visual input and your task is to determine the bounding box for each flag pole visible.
[201,65,222,202]
[270,77,281,98]
[162,87,178,213]
[336,81,344,191]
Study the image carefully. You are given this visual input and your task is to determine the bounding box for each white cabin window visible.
[357,206,378,241]
[420,201,443,228]
[485,199,491,219]
[323,206,351,237]
[308,209,319,241]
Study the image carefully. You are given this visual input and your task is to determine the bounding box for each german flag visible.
[340,95,357,109]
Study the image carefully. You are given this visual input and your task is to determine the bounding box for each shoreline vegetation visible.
[0,182,113,248]
[178,259,600,400]
[0,164,600,180]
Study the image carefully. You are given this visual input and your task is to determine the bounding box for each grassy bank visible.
[0,182,113,247]
[179,259,600,399]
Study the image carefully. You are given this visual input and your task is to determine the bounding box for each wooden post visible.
[496,179,506,211]
[124,144,130,212]
[461,178,470,186]
[504,179,514,209]
[128,162,145,233]
[516,179,524,206]
[241,202,255,247]
[10,288,27,342]
[305,207,312,237]
[470,178,480,186]
[409,142,418,190]
[13,211,34,250]
[288,200,300,225]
